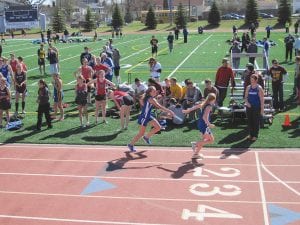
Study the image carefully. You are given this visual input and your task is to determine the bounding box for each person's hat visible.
[134,78,141,82]
[246,63,254,67]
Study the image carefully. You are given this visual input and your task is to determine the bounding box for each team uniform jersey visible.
[113,90,134,106]
[0,86,10,110]
[38,48,46,66]
[138,96,155,126]
[75,83,88,106]
[15,71,26,93]
[197,104,213,135]
[95,79,107,101]
[247,85,261,109]
[0,65,12,88]
[53,80,63,103]
[9,60,18,73]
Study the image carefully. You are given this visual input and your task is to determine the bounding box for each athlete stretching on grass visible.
[183,93,216,159]
[127,86,175,152]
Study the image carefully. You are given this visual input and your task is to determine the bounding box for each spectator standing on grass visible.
[174,27,180,40]
[149,58,161,82]
[87,70,115,124]
[0,33,5,44]
[9,53,18,75]
[17,56,27,72]
[269,59,288,111]
[249,23,256,39]
[80,47,92,65]
[46,29,51,43]
[285,21,290,33]
[183,27,188,43]
[182,93,216,159]
[47,45,59,75]
[14,63,27,115]
[244,74,264,141]
[52,73,64,121]
[36,79,52,130]
[0,57,13,89]
[100,52,114,81]
[0,43,2,58]
[75,75,89,128]
[0,77,11,128]
[294,35,300,56]
[247,39,258,64]
[112,48,121,84]
[284,34,295,62]
[295,22,299,34]
[266,25,272,39]
[75,58,94,104]
[127,86,175,152]
[230,41,241,69]
[167,31,174,53]
[241,32,250,53]
[40,32,45,43]
[293,56,300,100]
[150,35,158,57]
[37,44,46,75]
[214,58,235,107]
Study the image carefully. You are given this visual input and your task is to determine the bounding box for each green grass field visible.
[0,30,299,148]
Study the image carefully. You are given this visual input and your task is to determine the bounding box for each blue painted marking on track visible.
[268,204,300,225]
[81,178,116,195]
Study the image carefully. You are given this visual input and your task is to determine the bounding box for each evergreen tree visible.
[278,0,292,24]
[112,4,124,29]
[175,3,186,29]
[84,7,96,32]
[124,0,133,23]
[163,0,169,10]
[245,0,258,25]
[145,6,157,29]
[208,1,220,25]
[52,7,65,33]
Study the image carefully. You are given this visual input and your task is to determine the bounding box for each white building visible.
[293,0,300,13]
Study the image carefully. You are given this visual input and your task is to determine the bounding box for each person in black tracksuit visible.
[36,79,52,130]
[284,34,295,62]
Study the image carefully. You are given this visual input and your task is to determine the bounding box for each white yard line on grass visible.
[168,35,212,78]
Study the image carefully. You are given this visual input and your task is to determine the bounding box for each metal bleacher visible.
[225,49,274,124]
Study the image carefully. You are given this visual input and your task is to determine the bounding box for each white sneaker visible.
[22,110,26,114]
[191,142,196,152]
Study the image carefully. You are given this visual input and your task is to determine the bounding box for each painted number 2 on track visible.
[181,166,243,222]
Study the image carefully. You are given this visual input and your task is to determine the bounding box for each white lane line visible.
[1,143,300,153]
[1,157,300,167]
[0,215,171,225]
[26,36,146,73]
[0,190,299,205]
[0,172,300,184]
[255,152,270,225]
[261,162,300,196]
[167,35,212,78]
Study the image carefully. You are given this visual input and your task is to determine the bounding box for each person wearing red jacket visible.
[214,58,236,107]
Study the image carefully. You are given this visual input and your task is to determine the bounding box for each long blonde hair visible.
[200,93,216,109]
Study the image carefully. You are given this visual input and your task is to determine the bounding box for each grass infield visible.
[0,30,299,148]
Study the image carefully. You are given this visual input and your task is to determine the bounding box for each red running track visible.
[0,144,299,225]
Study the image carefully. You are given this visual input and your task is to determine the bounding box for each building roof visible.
[149,0,204,6]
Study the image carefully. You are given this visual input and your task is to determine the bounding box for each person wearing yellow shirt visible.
[170,77,183,101]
